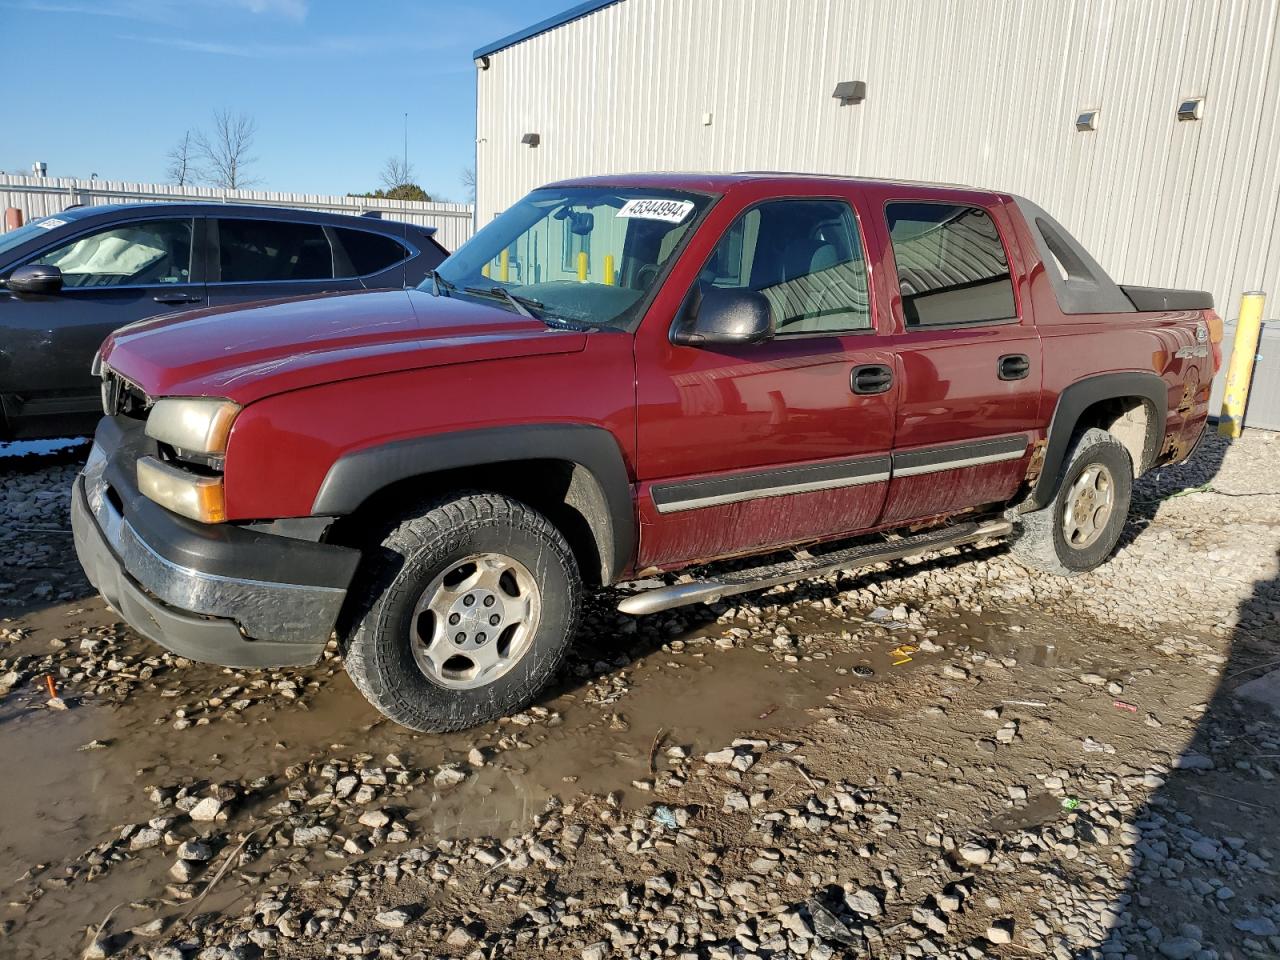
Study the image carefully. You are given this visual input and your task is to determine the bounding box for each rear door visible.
[868,192,1043,525]
[0,214,204,432]
[634,190,898,569]
[207,217,361,306]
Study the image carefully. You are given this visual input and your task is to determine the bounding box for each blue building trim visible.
[473,0,623,60]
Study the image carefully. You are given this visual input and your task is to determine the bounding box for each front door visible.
[0,215,204,435]
[869,196,1043,525]
[634,195,897,569]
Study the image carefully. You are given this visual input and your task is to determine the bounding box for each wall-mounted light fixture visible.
[521,133,541,147]
[832,80,866,105]
[1075,109,1099,132]
[1177,96,1205,121]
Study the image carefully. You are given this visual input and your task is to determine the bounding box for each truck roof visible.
[547,170,1001,198]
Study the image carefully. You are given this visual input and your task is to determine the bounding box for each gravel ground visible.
[0,431,1277,960]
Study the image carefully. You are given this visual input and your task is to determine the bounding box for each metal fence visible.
[0,174,475,251]
[1211,320,1279,432]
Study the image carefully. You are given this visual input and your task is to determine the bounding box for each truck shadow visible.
[1118,430,1231,551]
[1089,548,1280,956]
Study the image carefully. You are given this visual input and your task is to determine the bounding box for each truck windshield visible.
[427,186,713,329]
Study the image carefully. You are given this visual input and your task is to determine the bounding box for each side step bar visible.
[616,519,1013,616]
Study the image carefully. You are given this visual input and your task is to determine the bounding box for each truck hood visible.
[99,289,587,405]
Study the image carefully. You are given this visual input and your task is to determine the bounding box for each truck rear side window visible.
[885,202,1017,327]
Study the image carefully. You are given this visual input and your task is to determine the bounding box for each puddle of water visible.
[0,585,1120,957]
[0,599,863,956]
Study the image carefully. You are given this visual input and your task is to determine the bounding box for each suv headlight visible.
[145,398,240,456]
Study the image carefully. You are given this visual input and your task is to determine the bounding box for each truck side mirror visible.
[672,285,774,346]
[5,263,63,296]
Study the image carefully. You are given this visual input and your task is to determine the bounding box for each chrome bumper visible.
[72,431,356,668]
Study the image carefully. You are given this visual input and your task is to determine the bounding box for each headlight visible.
[137,457,226,523]
[145,398,240,455]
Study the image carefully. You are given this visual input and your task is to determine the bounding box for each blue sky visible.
[0,0,571,201]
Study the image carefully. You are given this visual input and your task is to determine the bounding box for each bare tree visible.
[196,110,259,190]
[461,166,476,202]
[380,155,416,193]
[166,130,200,186]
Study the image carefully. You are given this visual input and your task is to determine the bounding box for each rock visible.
[292,826,332,846]
[959,840,992,865]
[987,920,1014,944]
[1174,752,1214,771]
[375,909,412,929]
[582,941,610,960]
[1234,668,1280,714]
[358,809,390,829]
[434,766,467,788]
[188,797,223,822]
[806,898,858,945]
[705,748,736,765]
[177,840,212,861]
[1157,937,1201,960]
[129,827,163,850]
[941,665,969,680]
[845,888,882,917]
[445,925,473,946]
[1234,917,1279,937]
[1189,838,1221,861]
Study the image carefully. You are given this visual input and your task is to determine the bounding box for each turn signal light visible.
[137,457,226,523]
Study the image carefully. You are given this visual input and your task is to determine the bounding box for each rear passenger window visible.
[700,199,871,334]
[885,202,1017,326]
[218,220,333,282]
[333,228,409,277]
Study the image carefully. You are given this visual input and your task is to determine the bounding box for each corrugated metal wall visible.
[476,0,1279,347]
[0,175,476,251]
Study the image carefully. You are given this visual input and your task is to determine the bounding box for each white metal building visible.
[474,0,1280,425]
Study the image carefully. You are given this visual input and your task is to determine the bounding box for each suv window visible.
[30,218,193,288]
[885,202,1017,326]
[333,227,409,277]
[700,199,871,334]
[218,219,333,282]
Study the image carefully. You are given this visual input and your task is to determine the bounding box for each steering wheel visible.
[635,264,659,288]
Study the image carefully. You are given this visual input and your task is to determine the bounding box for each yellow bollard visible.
[577,250,588,282]
[603,254,615,285]
[1218,291,1266,438]
[499,249,510,283]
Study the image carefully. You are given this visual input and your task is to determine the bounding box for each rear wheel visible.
[342,492,580,732]
[1011,428,1133,576]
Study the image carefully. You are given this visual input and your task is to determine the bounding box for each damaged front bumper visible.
[71,416,360,668]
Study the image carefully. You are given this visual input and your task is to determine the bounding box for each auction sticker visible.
[616,198,694,223]
[36,217,68,230]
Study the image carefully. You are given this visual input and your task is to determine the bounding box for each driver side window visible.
[700,199,871,335]
[29,219,193,289]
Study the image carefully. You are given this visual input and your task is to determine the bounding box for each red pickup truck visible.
[72,173,1221,731]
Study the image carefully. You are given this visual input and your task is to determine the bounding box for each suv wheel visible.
[1011,427,1133,576]
[342,492,580,732]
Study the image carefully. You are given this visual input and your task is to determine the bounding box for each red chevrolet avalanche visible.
[72,174,1221,730]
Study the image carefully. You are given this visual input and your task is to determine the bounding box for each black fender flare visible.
[311,423,635,582]
[1029,371,1168,510]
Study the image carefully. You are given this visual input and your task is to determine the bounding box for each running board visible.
[616,520,1013,616]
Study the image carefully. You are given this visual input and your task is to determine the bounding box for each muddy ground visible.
[1,432,1278,960]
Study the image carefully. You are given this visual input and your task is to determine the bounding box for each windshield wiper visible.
[463,284,543,320]
[426,269,454,298]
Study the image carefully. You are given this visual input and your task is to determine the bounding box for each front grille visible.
[100,368,150,420]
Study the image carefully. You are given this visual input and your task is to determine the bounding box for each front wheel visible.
[1011,428,1133,576]
[342,492,581,732]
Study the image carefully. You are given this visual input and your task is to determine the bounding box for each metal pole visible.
[1218,291,1267,437]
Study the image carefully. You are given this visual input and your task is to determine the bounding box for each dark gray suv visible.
[0,203,449,440]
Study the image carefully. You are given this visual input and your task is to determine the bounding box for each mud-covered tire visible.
[1011,428,1133,577]
[341,492,580,732]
